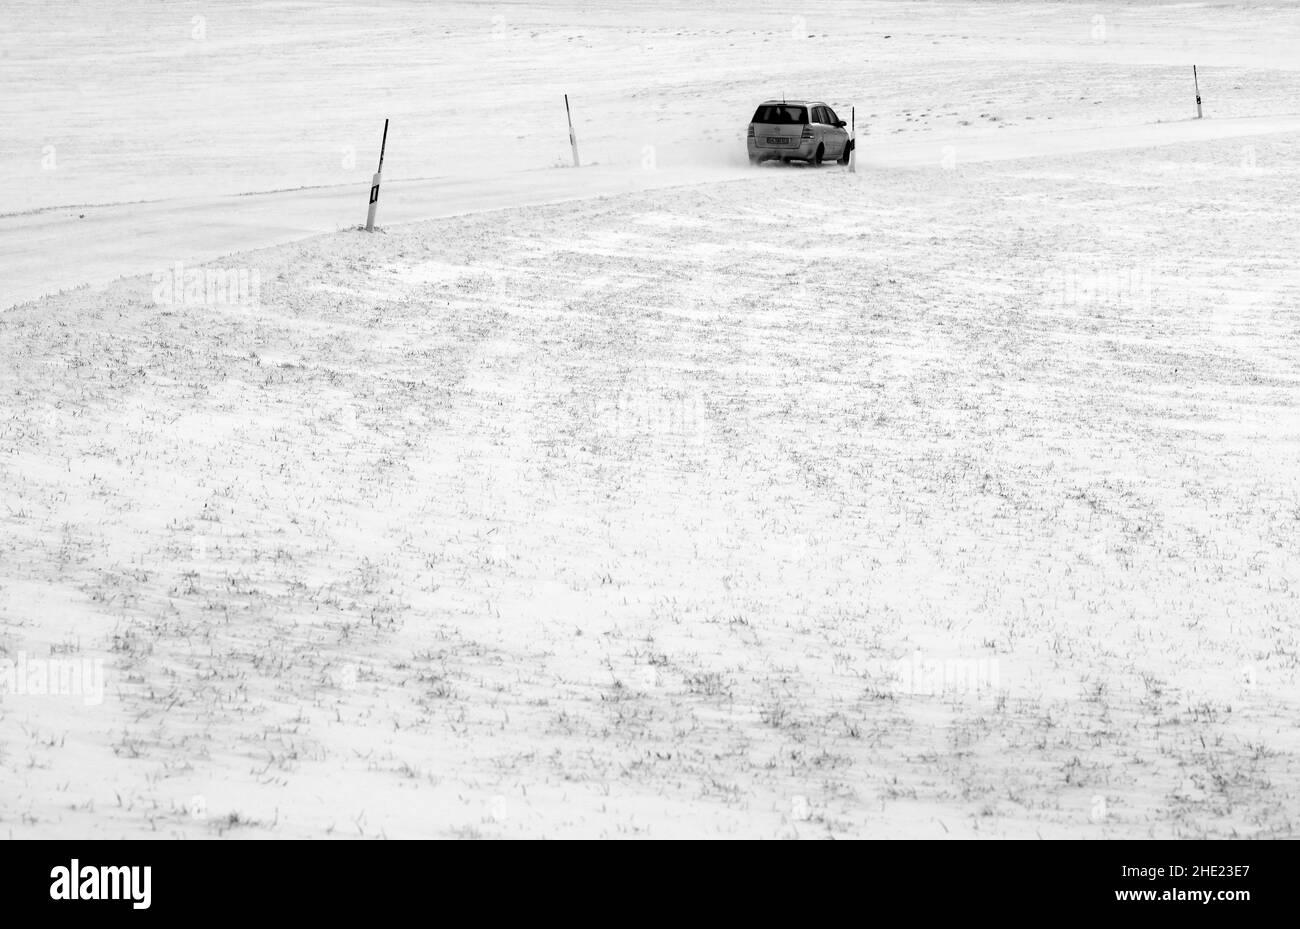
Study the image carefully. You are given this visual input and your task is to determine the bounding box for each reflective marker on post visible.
[365,118,389,232]
[565,94,581,168]
[849,106,856,173]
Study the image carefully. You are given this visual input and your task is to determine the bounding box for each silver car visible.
[747,100,852,166]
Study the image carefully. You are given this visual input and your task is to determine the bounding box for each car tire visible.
[838,139,852,165]
[813,143,824,166]
[749,155,761,166]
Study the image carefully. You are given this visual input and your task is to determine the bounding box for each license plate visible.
[766,137,788,145]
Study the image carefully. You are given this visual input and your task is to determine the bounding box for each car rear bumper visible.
[748,138,817,160]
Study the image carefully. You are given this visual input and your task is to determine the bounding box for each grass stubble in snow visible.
[2,130,1299,839]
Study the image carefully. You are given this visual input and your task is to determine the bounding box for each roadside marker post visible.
[365,118,389,232]
[565,94,581,167]
[1193,66,1203,119]
[849,106,856,173]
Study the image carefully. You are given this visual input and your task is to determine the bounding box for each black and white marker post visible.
[365,118,389,232]
[565,94,581,167]
[1193,66,1203,119]
[849,106,856,173]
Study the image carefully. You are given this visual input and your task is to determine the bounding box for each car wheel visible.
[749,154,761,166]
[838,139,852,165]
[813,143,824,166]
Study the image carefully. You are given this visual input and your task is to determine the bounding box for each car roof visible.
[758,100,822,106]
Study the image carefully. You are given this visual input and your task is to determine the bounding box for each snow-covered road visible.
[1,164,751,310]
[7,0,1300,311]
[7,114,1300,311]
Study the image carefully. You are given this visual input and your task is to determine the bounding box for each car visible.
[747,100,852,166]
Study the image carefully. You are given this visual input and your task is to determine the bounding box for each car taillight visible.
[800,125,813,140]
[748,124,754,137]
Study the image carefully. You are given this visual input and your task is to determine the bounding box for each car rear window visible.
[752,105,808,125]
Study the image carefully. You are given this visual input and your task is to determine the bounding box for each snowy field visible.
[2,1,1299,839]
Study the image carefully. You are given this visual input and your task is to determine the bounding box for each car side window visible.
[812,107,826,124]
[825,107,839,125]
